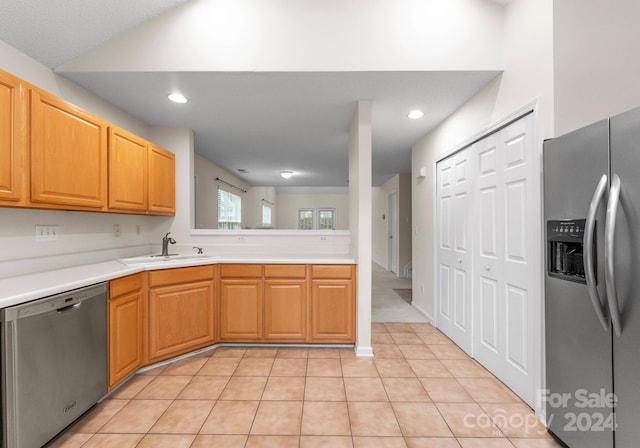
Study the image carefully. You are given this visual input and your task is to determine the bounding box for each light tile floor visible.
[49,323,561,448]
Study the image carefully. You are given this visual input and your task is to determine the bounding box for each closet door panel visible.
[472,114,537,407]
[436,149,473,354]
[436,113,539,407]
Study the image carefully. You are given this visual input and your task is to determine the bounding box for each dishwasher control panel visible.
[2,283,107,321]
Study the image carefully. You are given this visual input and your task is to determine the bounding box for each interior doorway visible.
[371,263,426,322]
[387,191,398,274]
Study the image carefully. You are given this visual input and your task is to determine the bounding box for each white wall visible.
[194,155,279,229]
[553,0,640,135]
[0,40,149,137]
[244,186,277,229]
[275,193,348,230]
[193,153,251,229]
[410,0,554,319]
[59,0,504,72]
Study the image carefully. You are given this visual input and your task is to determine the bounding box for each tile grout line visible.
[52,323,556,447]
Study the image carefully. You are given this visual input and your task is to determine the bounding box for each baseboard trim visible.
[355,345,374,357]
[411,302,435,325]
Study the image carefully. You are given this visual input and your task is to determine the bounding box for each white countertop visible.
[0,254,356,309]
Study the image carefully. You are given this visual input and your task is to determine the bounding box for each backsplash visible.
[0,208,171,278]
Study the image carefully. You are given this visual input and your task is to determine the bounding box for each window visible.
[318,208,336,230]
[297,208,314,230]
[218,189,242,229]
[262,204,272,227]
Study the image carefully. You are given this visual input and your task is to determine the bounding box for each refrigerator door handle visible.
[584,174,609,331]
[605,173,623,336]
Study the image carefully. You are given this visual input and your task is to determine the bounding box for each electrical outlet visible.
[113,224,121,237]
[319,236,328,241]
[237,236,245,242]
[35,225,59,241]
[135,224,141,235]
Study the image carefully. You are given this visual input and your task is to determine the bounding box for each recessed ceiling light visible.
[280,170,293,179]
[408,109,424,119]
[168,93,188,104]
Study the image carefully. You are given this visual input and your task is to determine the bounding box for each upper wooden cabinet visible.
[108,126,148,212]
[0,69,176,215]
[0,71,27,205]
[30,88,108,210]
[148,144,175,215]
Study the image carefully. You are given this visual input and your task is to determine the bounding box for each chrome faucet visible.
[161,232,176,256]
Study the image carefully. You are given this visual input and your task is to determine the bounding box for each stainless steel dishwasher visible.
[1,282,107,448]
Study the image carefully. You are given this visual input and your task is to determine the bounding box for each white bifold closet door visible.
[436,149,473,354]
[435,113,538,406]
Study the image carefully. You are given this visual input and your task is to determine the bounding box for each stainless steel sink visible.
[118,254,221,265]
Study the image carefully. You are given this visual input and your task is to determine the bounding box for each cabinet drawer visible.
[220,264,263,278]
[109,273,143,298]
[149,265,215,287]
[311,265,353,279]
[264,264,306,279]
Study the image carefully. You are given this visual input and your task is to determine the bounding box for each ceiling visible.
[0,0,503,187]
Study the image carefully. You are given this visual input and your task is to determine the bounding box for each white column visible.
[349,101,373,357]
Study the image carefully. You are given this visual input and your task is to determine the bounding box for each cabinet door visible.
[108,289,143,389]
[220,279,263,341]
[264,279,307,341]
[148,144,175,215]
[30,89,107,209]
[311,279,355,343]
[148,280,215,361]
[0,70,26,204]
[108,126,148,212]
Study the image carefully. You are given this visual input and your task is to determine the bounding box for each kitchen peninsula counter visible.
[0,253,356,309]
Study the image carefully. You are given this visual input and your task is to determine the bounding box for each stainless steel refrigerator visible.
[544,106,640,448]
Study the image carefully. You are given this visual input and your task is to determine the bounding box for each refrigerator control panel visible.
[547,219,590,283]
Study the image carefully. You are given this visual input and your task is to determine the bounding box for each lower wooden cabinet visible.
[310,265,356,343]
[108,273,143,390]
[147,266,215,362]
[220,279,263,340]
[264,279,307,342]
[219,264,310,342]
[107,263,355,388]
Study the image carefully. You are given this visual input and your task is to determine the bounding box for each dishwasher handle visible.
[57,302,82,314]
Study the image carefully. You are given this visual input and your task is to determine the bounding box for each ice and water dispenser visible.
[547,219,591,283]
